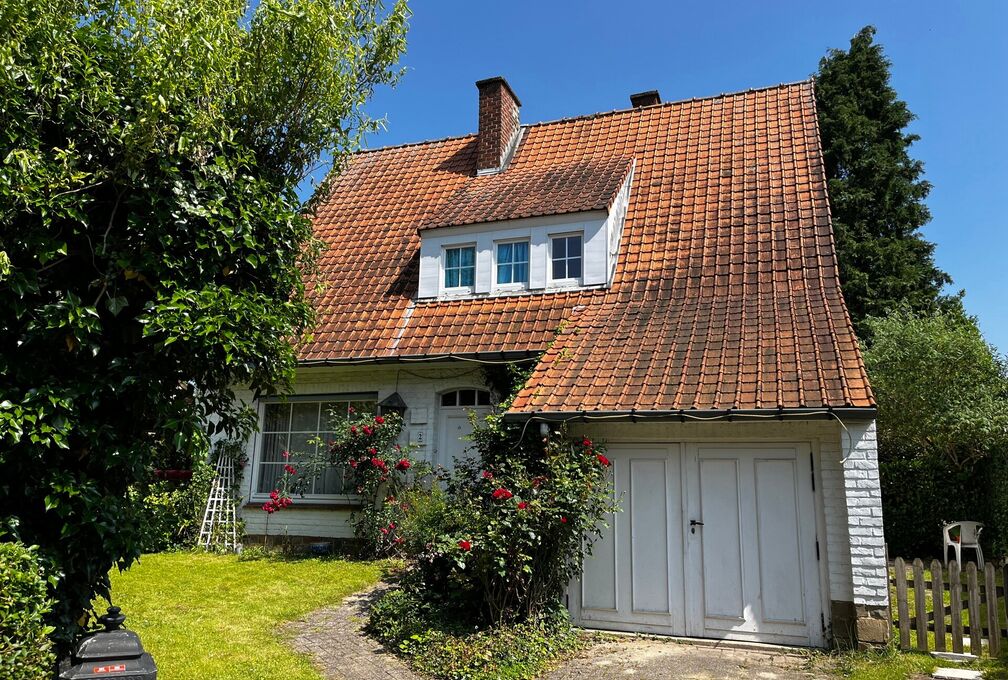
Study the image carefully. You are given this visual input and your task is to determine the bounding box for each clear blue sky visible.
[350,0,1007,353]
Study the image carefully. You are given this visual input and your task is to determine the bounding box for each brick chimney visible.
[476,76,521,173]
[630,90,661,107]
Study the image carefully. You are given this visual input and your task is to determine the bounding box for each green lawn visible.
[834,647,1008,680]
[97,551,385,680]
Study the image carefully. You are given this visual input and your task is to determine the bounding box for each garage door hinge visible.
[815,539,820,561]
[821,612,826,633]
[810,452,816,491]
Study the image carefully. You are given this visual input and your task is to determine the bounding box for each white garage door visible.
[573,442,824,647]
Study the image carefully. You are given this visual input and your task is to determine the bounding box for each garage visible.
[571,442,825,647]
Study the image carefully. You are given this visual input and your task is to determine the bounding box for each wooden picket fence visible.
[891,557,1006,656]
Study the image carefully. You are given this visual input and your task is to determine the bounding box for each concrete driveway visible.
[545,635,834,680]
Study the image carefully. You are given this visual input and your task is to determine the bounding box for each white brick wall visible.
[838,420,888,607]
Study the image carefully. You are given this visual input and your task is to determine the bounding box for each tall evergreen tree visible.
[815,26,951,336]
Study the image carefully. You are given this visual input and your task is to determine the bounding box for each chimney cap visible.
[630,90,661,107]
[476,76,522,107]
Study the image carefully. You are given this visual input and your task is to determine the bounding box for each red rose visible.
[283,464,297,475]
[560,516,568,524]
[269,490,279,501]
[375,415,385,424]
[388,522,396,529]
[368,447,377,455]
[458,539,472,551]
[349,459,358,469]
[395,458,411,471]
[596,454,611,467]
[281,450,291,459]
[363,426,374,436]
[492,488,513,501]
[380,527,389,535]
[582,438,592,447]
[262,502,274,514]
[394,537,405,545]
[350,426,358,434]
[481,470,494,480]
[517,501,528,510]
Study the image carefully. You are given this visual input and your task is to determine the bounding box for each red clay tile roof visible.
[419,155,633,230]
[302,80,874,412]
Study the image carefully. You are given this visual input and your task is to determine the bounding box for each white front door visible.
[574,442,823,647]
[435,389,492,472]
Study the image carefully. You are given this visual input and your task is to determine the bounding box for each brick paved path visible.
[284,583,419,680]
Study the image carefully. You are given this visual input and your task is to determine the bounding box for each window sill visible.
[244,500,362,511]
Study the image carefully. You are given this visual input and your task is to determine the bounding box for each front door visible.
[575,442,823,646]
[435,389,492,472]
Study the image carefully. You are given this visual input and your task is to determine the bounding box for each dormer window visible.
[550,233,583,282]
[495,240,529,286]
[444,245,475,290]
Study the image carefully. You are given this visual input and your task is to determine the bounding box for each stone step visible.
[932,667,983,679]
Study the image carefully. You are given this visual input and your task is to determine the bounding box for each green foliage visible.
[133,459,215,552]
[327,410,432,555]
[863,305,1008,555]
[367,588,579,680]
[0,541,57,680]
[815,26,952,336]
[864,305,1008,468]
[0,0,407,644]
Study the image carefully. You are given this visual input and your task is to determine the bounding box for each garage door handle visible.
[690,520,703,534]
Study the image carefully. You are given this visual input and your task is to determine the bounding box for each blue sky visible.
[349,0,1007,353]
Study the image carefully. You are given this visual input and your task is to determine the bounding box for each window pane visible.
[515,241,529,262]
[445,268,459,288]
[259,432,288,462]
[288,432,318,461]
[459,265,474,287]
[513,261,528,283]
[316,464,345,494]
[497,263,512,284]
[446,248,459,268]
[290,402,320,431]
[459,389,476,406]
[497,242,513,264]
[263,403,289,432]
[552,259,566,280]
[441,391,457,406]
[553,237,566,258]
[477,391,491,406]
[257,463,283,493]
[568,235,582,257]
[322,401,349,429]
[568,256,582,279]
[459,247,474,267]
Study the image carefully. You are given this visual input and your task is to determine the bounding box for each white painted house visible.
[234,77,889,648]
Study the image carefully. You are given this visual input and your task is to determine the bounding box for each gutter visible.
[297,350,541,367]
[501,406,878,423]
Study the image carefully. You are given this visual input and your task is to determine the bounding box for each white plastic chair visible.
[943,521,984,569]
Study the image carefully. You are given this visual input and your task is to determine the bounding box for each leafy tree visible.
[863,305,1008,554]
[815,26,952,336]
[0,0,407,644]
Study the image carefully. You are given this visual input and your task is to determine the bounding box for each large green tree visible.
[863,305,1008,555]
[816,26,951,336]
[0,0,407,644]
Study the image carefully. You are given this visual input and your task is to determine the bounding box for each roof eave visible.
[501,406,878,423]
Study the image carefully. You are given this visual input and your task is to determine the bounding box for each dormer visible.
[418,78,634,301]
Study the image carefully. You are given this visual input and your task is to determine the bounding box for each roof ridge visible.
[353,79,813,158]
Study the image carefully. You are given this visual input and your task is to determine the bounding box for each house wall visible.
[232,364,887,645]
[233,362,496,540]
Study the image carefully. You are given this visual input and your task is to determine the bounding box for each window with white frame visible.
[256,396,376,497]
[495,240,529,286]
[444,245,475,289]
[550,233,583,281]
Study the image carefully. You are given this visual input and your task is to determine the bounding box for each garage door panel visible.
[630,458,671,613]
[755,458,806,624]
[699,458,745,621]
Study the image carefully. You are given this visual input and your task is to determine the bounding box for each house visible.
[234,77,889,648]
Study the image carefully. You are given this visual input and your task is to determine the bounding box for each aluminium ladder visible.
[198,453,239,552]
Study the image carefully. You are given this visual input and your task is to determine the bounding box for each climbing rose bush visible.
[404,423,618,624]
[327,411,430,555]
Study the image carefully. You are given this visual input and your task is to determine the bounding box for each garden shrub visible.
[134,458,215,552]
[367,588,579,680]
[0,541,57,680]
